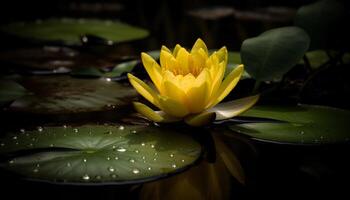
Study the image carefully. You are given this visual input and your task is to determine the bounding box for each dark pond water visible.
[0,0,350,199]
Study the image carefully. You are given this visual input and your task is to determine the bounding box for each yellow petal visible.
[208,95,259,120]
[176,48,190,74]
[133,102,164,122]
[209,61,225,97]
[191,38,208,55]
[158,95,189,117]
[133,102,181,123]
[161,45,171,53]
[207,64,244,108]
[160,49,173,70]
[127,73,160,108]
[162,79,187,106]
[184,112,216,127]
[173,44,182,57]
[216,46,228,64]
[185,69,211,113]
[141,53,163,92]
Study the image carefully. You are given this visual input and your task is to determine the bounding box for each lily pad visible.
[0,18,149,45]
[241,26,310,81]
[0,124,201,184]
[8,76,137,114]
[229,105,350,144]
[104,60,139,78]
[0,80,29,106]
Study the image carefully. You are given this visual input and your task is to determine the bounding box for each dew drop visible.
[9,160,14,164]
[49,144,54,147]
[66,162,71,167]
[82,174,90,181]
[108,167,115,172]
[142,156,146,160]
[132,169,140,174]
[131,130,137,134]
[83,158,87,163]
[12,136,18,140]
[110,174,117,179]
[20,129,25,133]
[147,167,152,170]
[107,157,111,161]
[0,143,4,147]
[63,125,67,129]
[28,143,33,147]
[153,158,157,161]
[117,147,126,152]
[119,126,125,130]
[300,131,304,135]
[181,159,185,163]
[151,144,155,149]
[37,126,43,132]
[171,164,177,168]
[141,143,145,146]
[129,159,135,163]
[95,175,101,180]
[135,150,139,153]
[108,131,113,135]
[105,78,112,82]
[73,128,79,133]
[33,168,39,173]
[169,154,174,158]
[154,152,158,156]
[114,156,119,160]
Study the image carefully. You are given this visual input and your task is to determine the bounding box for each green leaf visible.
[304,50,329,69]
[229,105,350,144]
[0,124,201,184]
[0,80,29,106]
[9,76,137,114]
[241,26,310,81]
[0,18,149,45]
[294,0,345,50]
[104,60,139,78]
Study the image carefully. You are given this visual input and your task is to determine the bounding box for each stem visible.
[303,55,312,73]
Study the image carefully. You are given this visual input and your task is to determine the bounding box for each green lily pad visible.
[0,18,149,45]
[0,80,29,106]
[8,76,137,114]
[229,105,350,144]
[241,26,310,81]
[104,60,139,78]
[0,124,201,184]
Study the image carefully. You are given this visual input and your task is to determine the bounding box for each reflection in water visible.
[140,134,244,200]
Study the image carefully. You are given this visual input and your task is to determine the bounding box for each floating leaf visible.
[0,80,29,106]
[294,0,345,50]
[241,26,310,81]
[0,81,28,104]
[0,18,149,45]
[104,60,139,78]
[0,124,201,184]
[9,76,137,114]
[229,105,350,144]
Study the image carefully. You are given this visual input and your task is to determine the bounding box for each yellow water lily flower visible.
[128,38,259,126]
